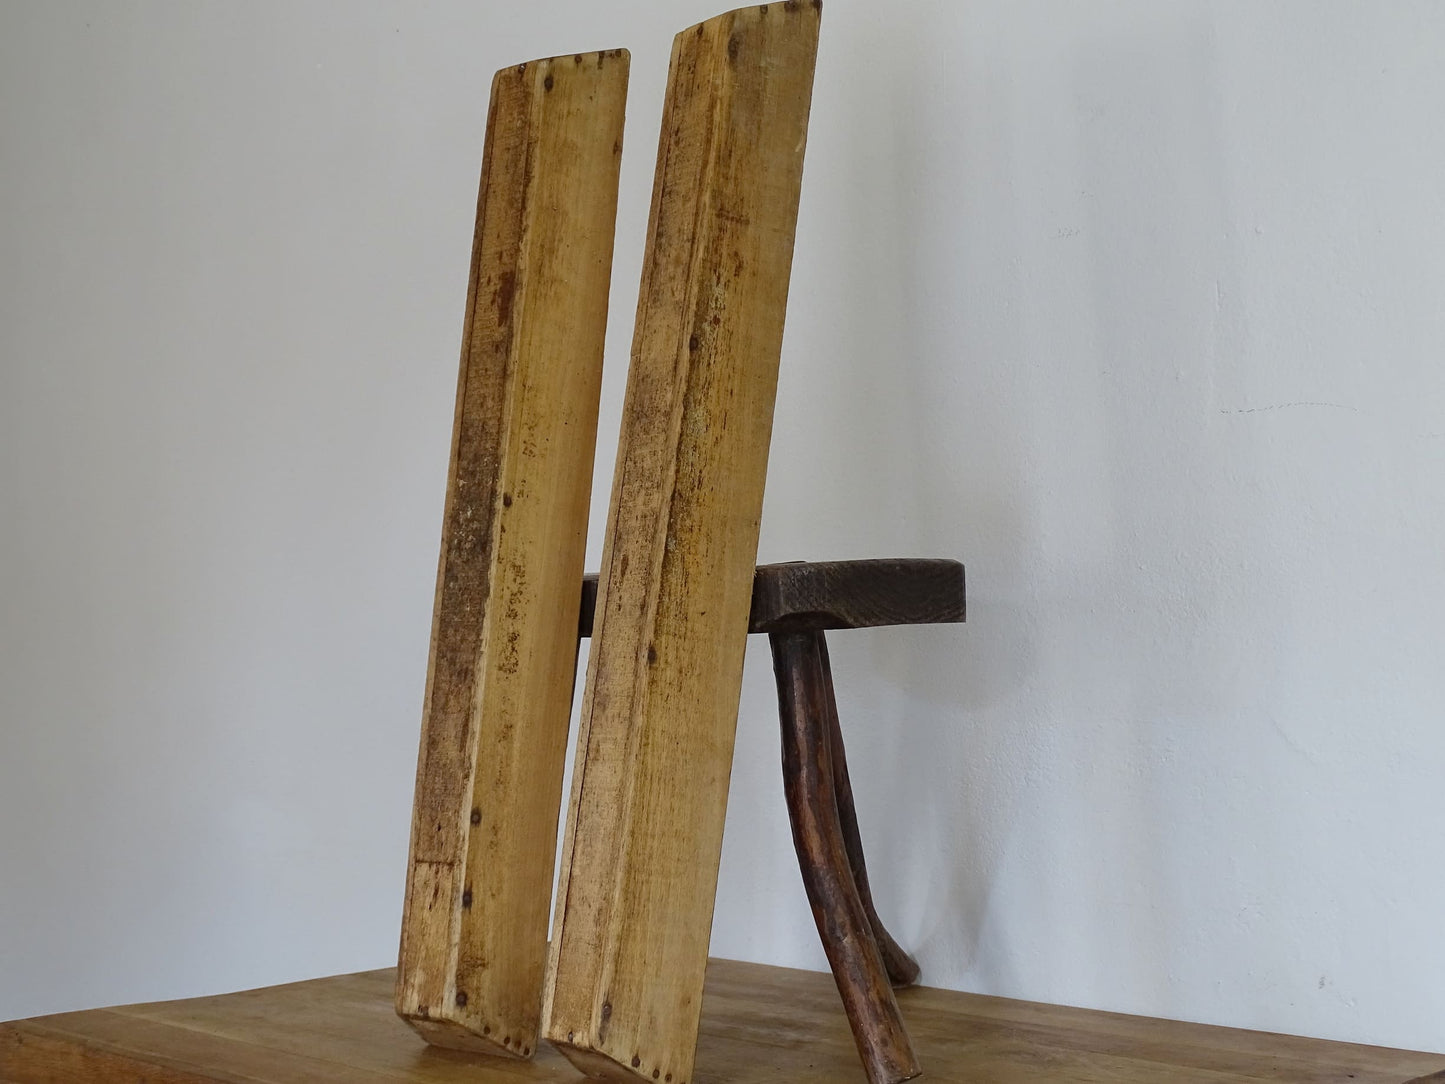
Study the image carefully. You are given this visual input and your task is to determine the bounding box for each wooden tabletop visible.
[3,957,1441,1083]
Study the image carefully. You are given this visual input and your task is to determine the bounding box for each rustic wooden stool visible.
[579,557,965,1084]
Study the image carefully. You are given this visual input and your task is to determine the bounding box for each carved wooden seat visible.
[579,557,965,1084]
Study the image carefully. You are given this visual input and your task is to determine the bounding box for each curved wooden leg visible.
[771,631,921,1084]
[814,635,922,990]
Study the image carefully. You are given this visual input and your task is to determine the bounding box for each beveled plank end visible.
[403,1015,531,1060]
[553,1041,659,1084]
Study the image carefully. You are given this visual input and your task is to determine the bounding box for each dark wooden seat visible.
[579,558,965,1084]
[580,558,964,638]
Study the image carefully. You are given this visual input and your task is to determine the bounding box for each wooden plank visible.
[543,6,821,1082]
[4,962,1443,1083]
[395,48,629,1059]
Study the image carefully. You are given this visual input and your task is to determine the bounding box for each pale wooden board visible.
[542,5,821,1083]
[4,961,1442,1083]
[395,49,629,1058]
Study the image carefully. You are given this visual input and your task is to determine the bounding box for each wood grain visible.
[4,961,1442,1083]
[543,6,821,1082]
[396,49,628,1059]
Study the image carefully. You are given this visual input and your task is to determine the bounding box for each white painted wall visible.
[3,0,1443,1054]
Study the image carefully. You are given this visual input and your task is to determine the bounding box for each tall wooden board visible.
[545,7,820,1082]
[396,49,629,1058]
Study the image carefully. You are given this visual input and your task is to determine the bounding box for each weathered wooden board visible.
[395,49,629,1058]
[544,6,820,1083]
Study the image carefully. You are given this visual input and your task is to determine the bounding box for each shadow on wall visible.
[808,3,1277,1014]
[794,0,1041,993]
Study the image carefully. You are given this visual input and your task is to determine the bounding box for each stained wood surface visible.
[576,559,966,638]
[396,49,628,1058]
[544,6,820,1084]
[4,960,1442,1083]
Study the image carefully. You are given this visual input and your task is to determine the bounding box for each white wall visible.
[3,0,1443,1054]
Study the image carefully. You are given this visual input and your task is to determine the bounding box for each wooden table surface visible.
[3,957,1442,1083]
